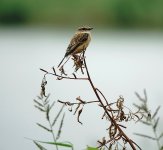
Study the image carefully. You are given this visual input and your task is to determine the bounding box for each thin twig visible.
[40,68,88,80]
[96,88,114,117]
[58,100,99,105]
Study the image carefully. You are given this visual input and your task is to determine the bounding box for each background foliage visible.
[0,0,163,29]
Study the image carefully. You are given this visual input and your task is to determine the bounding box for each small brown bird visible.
[58,26,93,67]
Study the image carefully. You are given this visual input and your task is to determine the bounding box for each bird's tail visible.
[58,56,66,68]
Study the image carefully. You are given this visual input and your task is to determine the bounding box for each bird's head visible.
[77,26,93,31]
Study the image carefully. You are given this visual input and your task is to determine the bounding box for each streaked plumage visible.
[58,26,93,67]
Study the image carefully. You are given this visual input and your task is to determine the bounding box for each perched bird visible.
[58,26,93,67]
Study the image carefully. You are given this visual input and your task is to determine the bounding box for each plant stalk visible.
[83,56,137,150]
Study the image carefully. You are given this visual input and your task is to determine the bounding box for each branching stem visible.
[40,53,141,150]
[83,56,137,150]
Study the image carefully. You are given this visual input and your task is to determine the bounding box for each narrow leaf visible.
[37,96,42,100]
[133,103,142,110]
[152,106,161,119]
[33,141,47,150]
[52,104,64,126]
[46,105,50,121]
[56,113,65,140]
[36,123,52,132]
[139,120,151,126]
[34,105,45,112]
[134,133,157,140]
[49,101,55,110]
[158,132,163,139]
[135,92,145,102]
[44,94,50,103]
[34,99,43,107]
[38,141,73,148]
[153,117,160,131]
[143,89,147,102]
[135,114,143,123]
[87,146,98,150]
[44,100,49,106]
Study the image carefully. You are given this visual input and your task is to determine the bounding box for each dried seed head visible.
[72,54,85,72]
[59,65,67,76]
[40,76,47,97]
[119,110,126,121]
[116,96,124,109]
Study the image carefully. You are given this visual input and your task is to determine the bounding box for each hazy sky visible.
[0,27,163,150]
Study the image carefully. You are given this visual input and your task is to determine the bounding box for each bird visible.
[58,26,93,68]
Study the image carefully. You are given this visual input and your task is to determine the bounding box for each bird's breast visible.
[74,35,91,54]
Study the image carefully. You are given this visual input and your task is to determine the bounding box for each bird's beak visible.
[89,27,93,30]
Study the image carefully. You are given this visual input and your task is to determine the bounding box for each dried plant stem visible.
[83,56,137,150]
[58,100,99,105]
[96,88,114,117]
[40,53,140,149]
[40,68,88,80]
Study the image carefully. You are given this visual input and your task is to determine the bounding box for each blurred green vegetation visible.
[0,0,163,29]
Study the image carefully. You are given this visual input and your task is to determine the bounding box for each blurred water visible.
[0,27,163,150]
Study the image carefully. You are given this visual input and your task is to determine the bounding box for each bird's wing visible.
[65,32,89,57]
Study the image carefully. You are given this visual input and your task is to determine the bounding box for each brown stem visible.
[83,56,136,150]
[40,53,138,149]
[96,88,114,117]
[40,68,88,80]
[58,100,99,105]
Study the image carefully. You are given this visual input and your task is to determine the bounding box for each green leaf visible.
[44,94,50,103]
[34,105,45,112]
[152,106,161,119]
[38,141,73,148]
[49,101,55,110]
[33,141,47,150]
[87,146,98,150]
[134,133,156,140]
[153,117,160,131]
[139,120,151,126]
[36,123,52,132]
[34,99,43,107]
[56,113,65,140]
[46,104,50,121]
[52,104,65,126]
[158,132,163,139]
